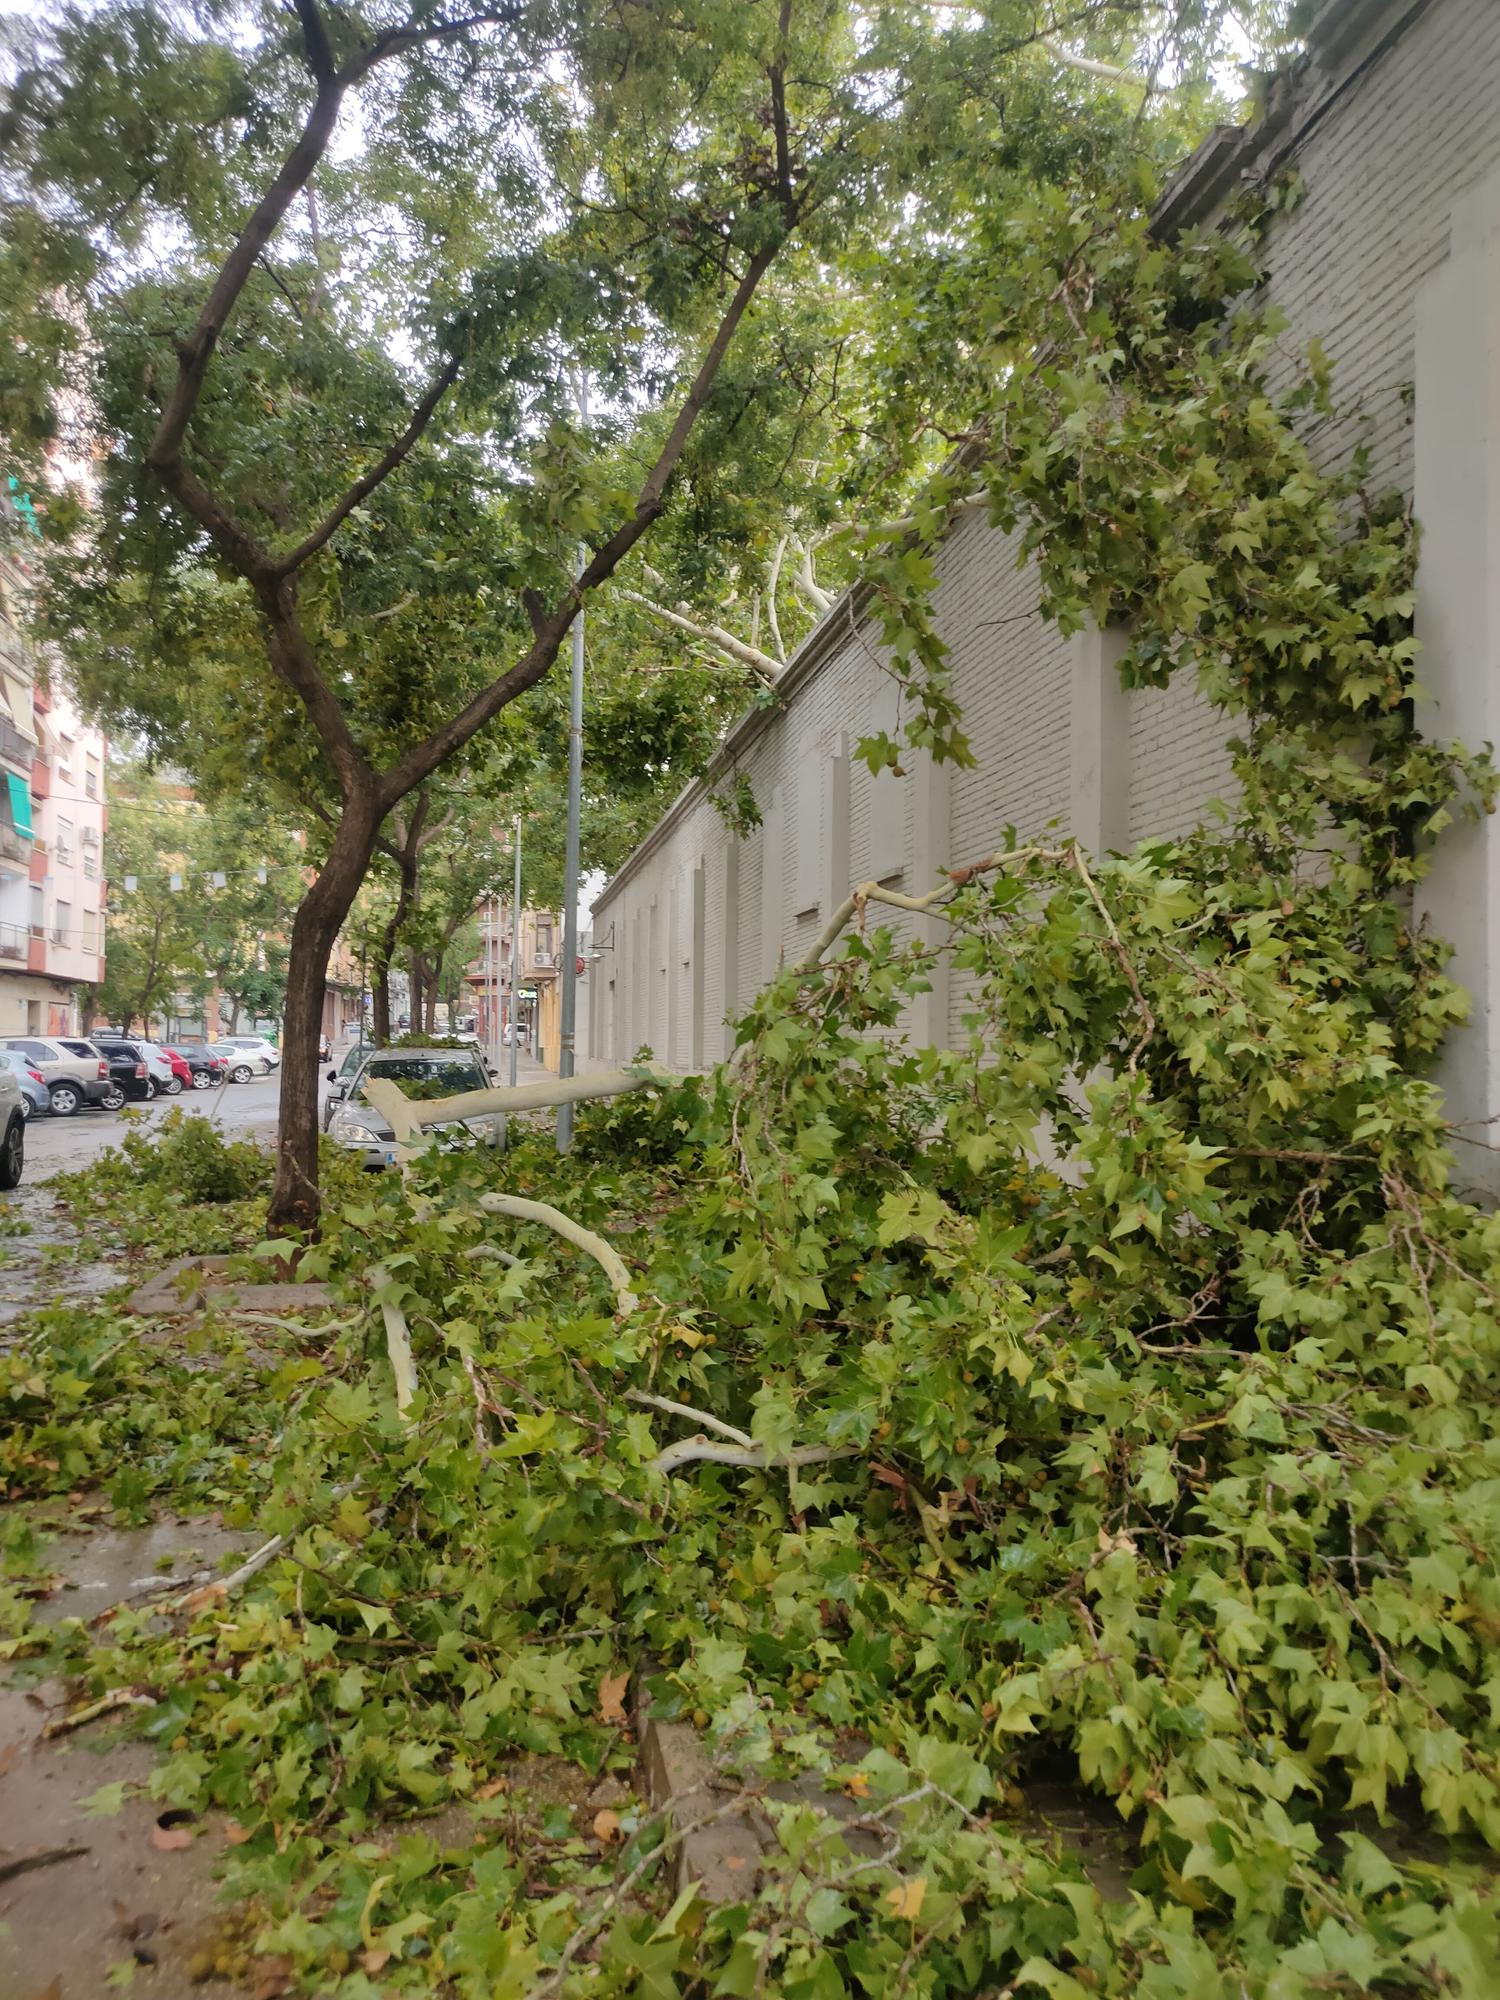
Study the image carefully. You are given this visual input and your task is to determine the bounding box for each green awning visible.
[5,772,32,839]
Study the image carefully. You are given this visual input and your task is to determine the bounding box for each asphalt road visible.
[18,1042,557,1184]
[21,1070,285,1180]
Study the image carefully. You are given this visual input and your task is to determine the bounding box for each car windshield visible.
[358,1055,486,1102]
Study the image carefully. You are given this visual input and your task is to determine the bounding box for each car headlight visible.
[329,1106,380,1142]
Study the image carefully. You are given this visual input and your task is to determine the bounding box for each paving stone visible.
[125,1254,336,1318]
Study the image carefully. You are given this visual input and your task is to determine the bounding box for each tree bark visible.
[269,799,380,1229]
[369,791,429,1046]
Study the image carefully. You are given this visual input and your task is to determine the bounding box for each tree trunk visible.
[424,975,438,1035]
[269,802,380,1231]
[372,967,391,1046]
[370,815,423,1047]
[407,950,423,1033]
[228,998,242,1033]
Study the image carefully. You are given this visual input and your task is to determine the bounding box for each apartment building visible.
[0,485,106,1035]
[589,0,1500,1188]
[469,903,568,1068]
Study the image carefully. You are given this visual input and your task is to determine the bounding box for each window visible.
[83,852,98,880]
[85,754,100,800]
[360,1053,487,1100]
[535,917,554,956]
[56,816,73,862]
[82,909,99,953]
[52,898,70,946]
[28,884,43,937]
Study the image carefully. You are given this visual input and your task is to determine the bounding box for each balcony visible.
[0,921,24,963]
[0,717,36,773]
[0,821,30,872]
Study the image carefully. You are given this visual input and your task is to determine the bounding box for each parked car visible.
[218,1035,280,1070]
[93,1037,158,1103]
[323,1040,372,1129]
[2,1035,114,1118]
[318,1033,332,1062]
[168,1044,229,1089]
[203,1043,263,1083]
[325,1045,501,1168]
[139,1043,193,1094]
[0,1060,24,1189]
[0,1050,50,1121]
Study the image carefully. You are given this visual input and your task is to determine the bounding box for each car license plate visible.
[384,1149,396,1165]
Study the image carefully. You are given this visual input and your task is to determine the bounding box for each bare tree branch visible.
[272,353,462,577]
[766,533,788,663]
[379,237,784,805]
[617,587,783,686]
[769,0,798,223]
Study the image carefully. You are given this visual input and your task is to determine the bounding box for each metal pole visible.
[509,812,522,1089]
[492,893,501,1071]
[557,381,589,1150]
[556,566,584,1151]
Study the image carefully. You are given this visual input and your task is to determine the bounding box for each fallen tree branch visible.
[478,1193,638,1314]
[40,1688,154,1738]
[625,1389,754,1449]
[373,1265,418,1414]
[0,1844,92,1884]
[171,1535,288,1614]
[654,1439,859,1475]
[794,846,1060,975]
[363,1065,667,1151]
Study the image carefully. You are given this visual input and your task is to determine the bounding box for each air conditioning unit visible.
[532,950,553,968]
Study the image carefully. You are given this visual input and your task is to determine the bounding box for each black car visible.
[171,1042,231,1088]
[94,1037,156,1103]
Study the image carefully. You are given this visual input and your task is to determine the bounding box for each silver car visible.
[326,1045,502,1168]
[3,1035,114,1117]
[219,1035,280,1070]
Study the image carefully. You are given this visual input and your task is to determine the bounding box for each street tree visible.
[1,0,1288,1224]
[100,769,304,1035]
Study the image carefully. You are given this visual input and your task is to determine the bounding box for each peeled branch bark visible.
[654,1439,858,1475]
[625,1389,754,1449]
[793,846,1060,976]
[793,540,833,614]
[765,534,788,664]
[363,1065,666,1151]
[477,1192,637,1314]
[373,1263,418,1413]
[618,589,783,687]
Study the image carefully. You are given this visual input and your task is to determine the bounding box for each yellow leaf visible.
[360,1872,392,1950]
[593,1808,623,1845]
[844,1772,871,1799]
[598,1668,631,1726]
[475,1776,508,1801]
[360,1947,391,1974]
[885,1877,927,1922]
[672,1322,704,1348]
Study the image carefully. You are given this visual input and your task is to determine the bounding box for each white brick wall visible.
[594,0,1500,1074]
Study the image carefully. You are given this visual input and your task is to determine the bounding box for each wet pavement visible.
[0,1517,256,2000]
[19,1073,283,1181]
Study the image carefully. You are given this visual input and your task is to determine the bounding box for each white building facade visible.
[590,0,1500,1183]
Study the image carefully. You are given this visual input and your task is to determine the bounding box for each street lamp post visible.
[557,403,589,1149]
[509,812,522,1090]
